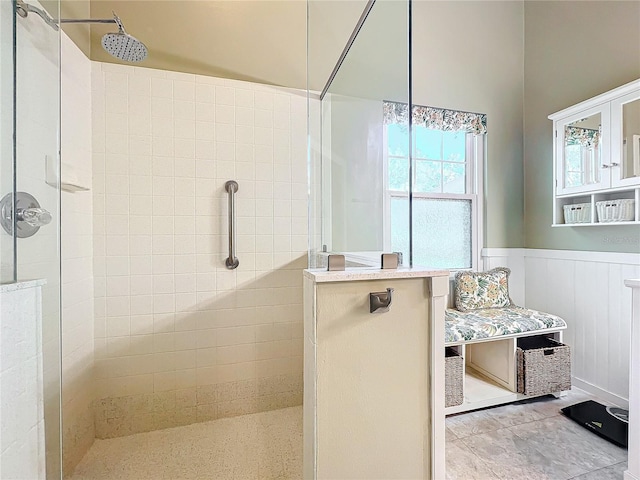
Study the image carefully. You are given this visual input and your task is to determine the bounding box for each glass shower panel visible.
[0,0,16,282]
[14,0,62,477]
[308,0,411,268]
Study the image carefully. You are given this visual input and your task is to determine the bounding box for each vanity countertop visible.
[304,267,449,283]
[0,279,47,293]
[624,279,640,289]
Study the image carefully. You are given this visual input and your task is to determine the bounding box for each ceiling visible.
[56,0,367,91]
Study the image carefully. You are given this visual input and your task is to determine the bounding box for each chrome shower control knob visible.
[17,207,52,227]
[0,192,52,238]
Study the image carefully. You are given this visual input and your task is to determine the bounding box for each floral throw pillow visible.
[454,267,512,312]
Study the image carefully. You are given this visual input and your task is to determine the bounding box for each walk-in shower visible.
[2,0,412,477]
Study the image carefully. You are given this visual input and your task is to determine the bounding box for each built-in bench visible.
[445,306,567,345]
[444,269,570,415]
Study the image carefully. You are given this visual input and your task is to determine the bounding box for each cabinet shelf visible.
[556,184,640,198]
[552,186,639,226]
[553,221,640,227]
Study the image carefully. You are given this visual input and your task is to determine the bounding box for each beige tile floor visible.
[445,389,628,480]
[70,389,628,480]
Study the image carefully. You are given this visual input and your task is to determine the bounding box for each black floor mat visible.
[561,400,628,449]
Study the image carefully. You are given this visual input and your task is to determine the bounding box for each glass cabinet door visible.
[611,91,640,188]
[556,104,610,195]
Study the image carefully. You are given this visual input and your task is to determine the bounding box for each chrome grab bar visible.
[225,180,239,269]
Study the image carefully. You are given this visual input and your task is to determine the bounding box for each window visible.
[564,126,600,188]
[383,102,486,270]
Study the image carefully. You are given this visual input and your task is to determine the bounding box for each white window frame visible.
[383,125,484,272]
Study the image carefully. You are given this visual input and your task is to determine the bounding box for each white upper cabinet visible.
[550,79,640,196]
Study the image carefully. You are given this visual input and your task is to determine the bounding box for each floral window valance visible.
[565,126,600,148]
[383,101,487,135]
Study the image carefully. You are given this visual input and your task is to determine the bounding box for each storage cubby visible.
[555,195,593,225]
[445,332,566,415]
[554,187,639,226]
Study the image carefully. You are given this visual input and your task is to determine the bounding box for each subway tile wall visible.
[13,7,63,477]
[92,63,307,436]
[0,282,46,480]
[60,33,94,477]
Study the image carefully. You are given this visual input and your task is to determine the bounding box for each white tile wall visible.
[60,32,94,477]
[12,5,62,477]
[0,281,46,480]
[92,63,307,433]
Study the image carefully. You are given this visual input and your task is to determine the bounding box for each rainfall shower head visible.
[101,14,148,63]
[14,1,148,63]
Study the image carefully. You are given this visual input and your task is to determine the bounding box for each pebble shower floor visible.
[70,389,627,479]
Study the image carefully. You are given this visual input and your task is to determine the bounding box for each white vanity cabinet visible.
[303,268,448,480]
[549,79,640,226]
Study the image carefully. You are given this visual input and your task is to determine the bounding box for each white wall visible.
[91,63,307,437]
[484,248,640,408]
[60,32,94,477]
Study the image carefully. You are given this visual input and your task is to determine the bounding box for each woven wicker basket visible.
[563,203,591,224]
[596,199,635,223]
[517,336,571,396]
[445,348,463,407]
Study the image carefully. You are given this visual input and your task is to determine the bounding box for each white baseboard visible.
[481,247,526,258]
[624,471,639,480]
[571,377,629,410]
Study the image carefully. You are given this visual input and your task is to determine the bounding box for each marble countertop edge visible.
[0,279,47,293]
[304,267,449,283]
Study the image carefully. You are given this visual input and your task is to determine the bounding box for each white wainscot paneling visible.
[483,248,640,409]
[624,279,639,480]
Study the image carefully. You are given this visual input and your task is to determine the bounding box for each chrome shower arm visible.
[15,0,59,31]
[59,19,117,25]
[16,1,118,30]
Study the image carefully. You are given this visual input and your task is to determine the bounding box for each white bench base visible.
[445,329,567,415]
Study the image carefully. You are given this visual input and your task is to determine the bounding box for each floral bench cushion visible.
[445,306,567,344]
